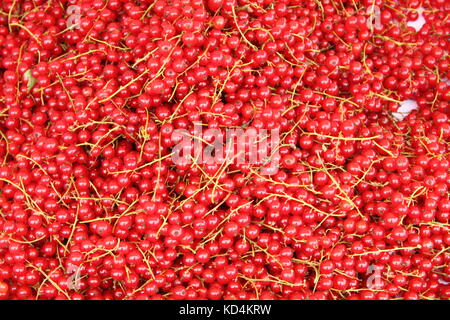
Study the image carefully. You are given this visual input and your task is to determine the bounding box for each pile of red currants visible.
[0,0,449,300]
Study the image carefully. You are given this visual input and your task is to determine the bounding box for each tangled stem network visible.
[0,0,449,300]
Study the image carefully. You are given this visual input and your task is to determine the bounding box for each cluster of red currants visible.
[0,0,449,300]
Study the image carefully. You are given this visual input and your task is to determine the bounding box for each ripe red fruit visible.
[0,0,448,302]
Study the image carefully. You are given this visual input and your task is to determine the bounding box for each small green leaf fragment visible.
[24,69,36,92]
